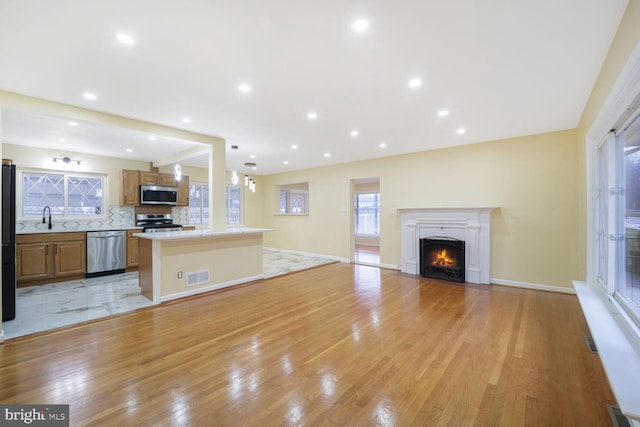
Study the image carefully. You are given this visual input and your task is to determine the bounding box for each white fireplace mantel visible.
[398,207,496,284]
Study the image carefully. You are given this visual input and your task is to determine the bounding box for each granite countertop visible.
[17,226,143,235]
[134,227,273,241]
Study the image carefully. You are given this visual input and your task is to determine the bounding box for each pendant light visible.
[244,162,257,192]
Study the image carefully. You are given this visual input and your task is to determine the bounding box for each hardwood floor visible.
[0,263,616,426]
[355,244,380,265]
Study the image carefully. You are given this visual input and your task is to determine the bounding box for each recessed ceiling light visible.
[408,78,422,88]
[148,136,157,141]
[350,130,359,137]
[250,155,256,159]
[181,117,192,124]
[238,84,252,93]
[57,138,67,143]
[437,109,449,117]
[324,153,331,158]
[291,145,298,150]
[83,92,97,100]
[126,148,133,153]
[66,121,78,127]
[307,112,318,120]
[283,161,289,165]
[456,128,466,135]
[379,143,387,148]
[116,33,135,45]
[352,19,369,32]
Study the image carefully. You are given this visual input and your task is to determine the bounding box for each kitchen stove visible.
[136,213,183,232]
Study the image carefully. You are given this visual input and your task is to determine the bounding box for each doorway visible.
[351,177,381,266]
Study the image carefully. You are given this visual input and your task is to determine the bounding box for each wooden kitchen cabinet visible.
[121,169,140,205]
[177,175,190,206]
[54,240,86,277]
[120,168,189,206]
[158,173,176,187]
[17,232,86,286]
[16,242,51,282]
[139,171,158,185]
[126,229,139,268]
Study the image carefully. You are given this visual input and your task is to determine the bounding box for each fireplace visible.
[420,237,465,283]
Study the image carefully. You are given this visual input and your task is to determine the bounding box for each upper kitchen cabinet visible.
[158,173,176,187]
[177,175,190,206]
[139,171,158,185]
[121,169,140,205]
[120,168,189,206]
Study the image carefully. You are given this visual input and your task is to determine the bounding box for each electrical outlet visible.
[178,271,183,279]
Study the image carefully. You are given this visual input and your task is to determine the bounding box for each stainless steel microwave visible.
[140,185,178,205]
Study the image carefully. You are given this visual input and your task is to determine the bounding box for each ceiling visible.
[0,0,629,175]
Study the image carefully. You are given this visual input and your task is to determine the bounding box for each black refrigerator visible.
[2,164,16,321]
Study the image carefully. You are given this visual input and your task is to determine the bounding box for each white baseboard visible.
[161,274,264,303]
[491,278,576,294]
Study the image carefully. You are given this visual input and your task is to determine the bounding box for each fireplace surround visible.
[398,207,495,284]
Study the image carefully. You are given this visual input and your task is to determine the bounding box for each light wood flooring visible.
[355,244,380,265]
[0,263,616,426]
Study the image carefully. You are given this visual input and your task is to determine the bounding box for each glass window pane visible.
[355,193,380,236]
[23,172,64,216]
[226,186,241,224]
[188,183,202,224]
[623,113,640,309]
[202,184,209,224]
[67,176,103,215]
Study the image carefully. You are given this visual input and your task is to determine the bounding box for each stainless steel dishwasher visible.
[86,230,127,277]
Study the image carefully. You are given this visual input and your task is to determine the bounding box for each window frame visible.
[592,109,640,327]
[18,168,108,221]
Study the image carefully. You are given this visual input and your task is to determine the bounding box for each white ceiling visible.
[0,0,629,175]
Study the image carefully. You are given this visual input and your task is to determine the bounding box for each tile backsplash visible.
[16,206,190,233]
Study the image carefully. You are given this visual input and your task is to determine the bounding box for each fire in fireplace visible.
[420,237,465,283]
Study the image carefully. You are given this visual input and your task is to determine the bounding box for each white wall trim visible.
[491,278,576,294]
[161,274,264,303]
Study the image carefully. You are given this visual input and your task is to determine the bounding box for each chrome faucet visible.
[43,206,52,229]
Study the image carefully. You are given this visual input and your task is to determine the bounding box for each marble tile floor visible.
[263,248,338,278]
[3,272,149,340]
[3,249,339,340]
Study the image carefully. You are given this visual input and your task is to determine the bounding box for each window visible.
[226,185,242,225]
[188,182,243,225]
[188,182,209,224]
[21,170,105,218]
[276,182,309,214]
[354,193,380,236]
[622,113,640,315]
[596,110,640,324]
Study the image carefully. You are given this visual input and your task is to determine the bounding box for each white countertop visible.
[17,226,143,234]
[134,227,273,240]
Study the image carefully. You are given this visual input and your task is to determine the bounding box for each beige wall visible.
[576,0,640,277]
[259,129,580,289]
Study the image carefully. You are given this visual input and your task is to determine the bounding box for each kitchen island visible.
[135,228,272,303]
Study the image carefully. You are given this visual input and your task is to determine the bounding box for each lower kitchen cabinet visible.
[16,232,86,286]
[126,229,139,268]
